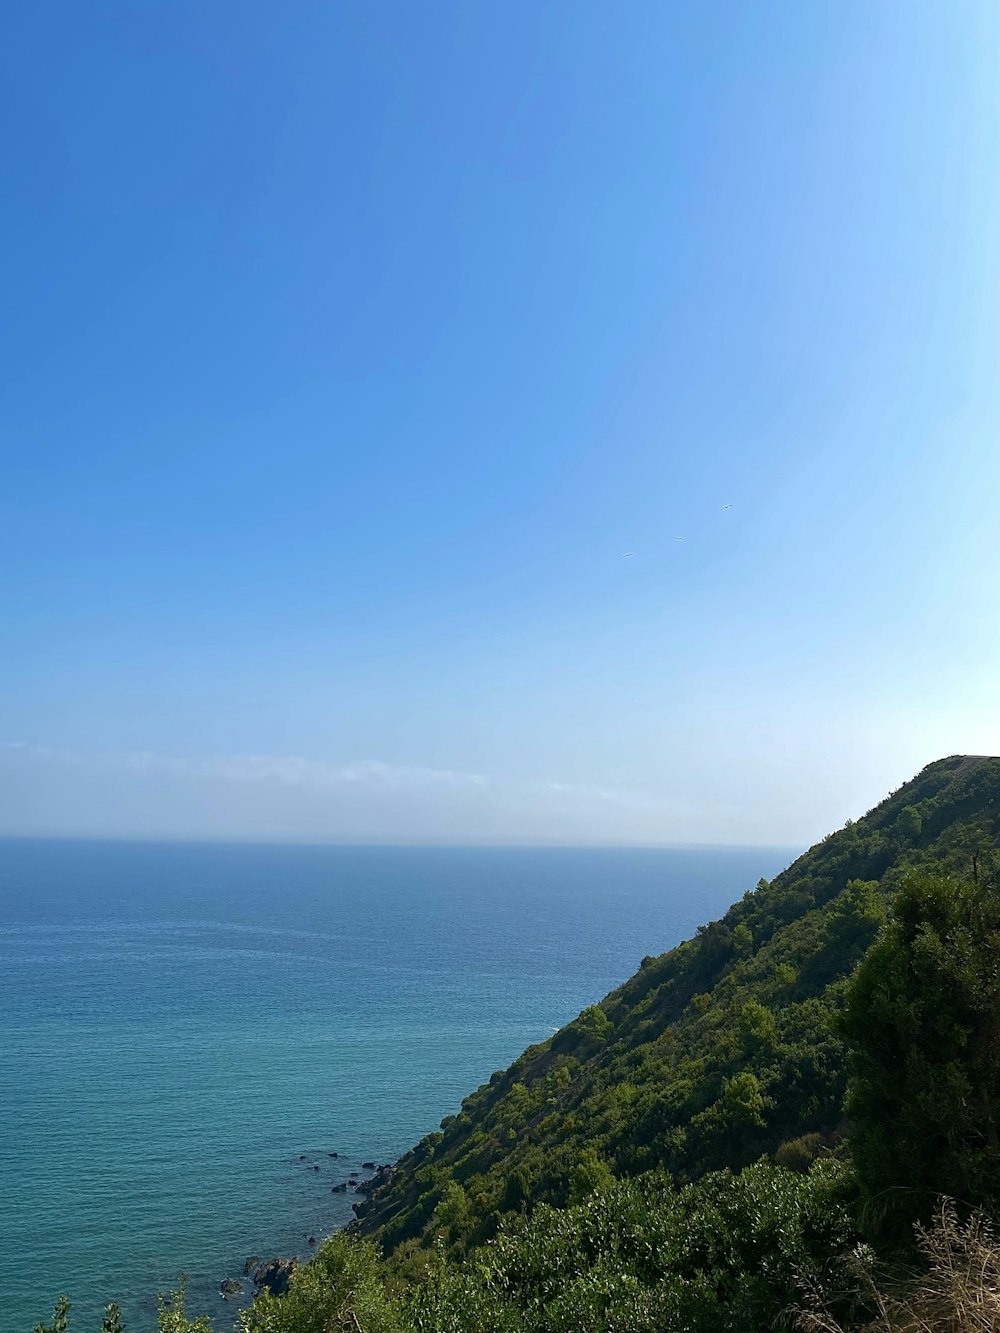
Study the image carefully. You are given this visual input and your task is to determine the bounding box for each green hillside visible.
[355,755,1000,1260]
[35,755,1000,1332]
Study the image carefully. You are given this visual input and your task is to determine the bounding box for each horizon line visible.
[0,831,803,853]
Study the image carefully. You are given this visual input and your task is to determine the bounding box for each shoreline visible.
[201,1147,397,1326]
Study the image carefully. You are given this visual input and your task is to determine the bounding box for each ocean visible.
[0,839,794,1331]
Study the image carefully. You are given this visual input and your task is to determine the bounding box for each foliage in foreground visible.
[844,870,1000,1236]
[43,1185,1000,1333]
[44,1193,1000,1333]
[401,1159,856,1333]
[37,1160,856,1333]
[33,1289,201,1333]
[238,1234,406,1333]
[796,1199,1000,1333]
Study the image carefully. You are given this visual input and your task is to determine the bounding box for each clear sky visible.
[2,2,999,845]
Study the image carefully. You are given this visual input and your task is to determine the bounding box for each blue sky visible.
[2,1,999,844]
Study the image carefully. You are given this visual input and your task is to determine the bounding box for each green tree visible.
[156,1280,212,1333]
[34,1297,70,1333]
[101,1306,124,1333]
[843,872,1000,1232]
[240,1235,405,1333]
[567,1147,615,1203]
[431,1181,473,1247]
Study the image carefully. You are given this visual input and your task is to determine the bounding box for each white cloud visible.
[200,753,490,790]
[1,744,490,791]
[0,742,777,844]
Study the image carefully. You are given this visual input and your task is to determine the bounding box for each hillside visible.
[355,755,1000,1259]
[34,755,1000,1333]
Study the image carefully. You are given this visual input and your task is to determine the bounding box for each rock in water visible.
[243,1256,262,1276]
[253,1258,298,1297]
[220,1279,244,1299]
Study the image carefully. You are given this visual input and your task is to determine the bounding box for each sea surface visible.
[0,839,794,1331]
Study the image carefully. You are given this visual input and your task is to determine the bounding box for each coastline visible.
[196,1146,396,1328]
[3,841,786,1332]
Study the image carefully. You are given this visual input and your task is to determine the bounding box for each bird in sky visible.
[721,504,733,510]
[672,535,685,541]
[622,552,635,558]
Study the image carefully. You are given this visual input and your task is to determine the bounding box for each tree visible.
[101,1306,124,1333]
[843,872,1000,1232]
[567,1148,615,1203]
[431,1181,473,1247]
[34,1297,70,1333]
[240,1235,405,1333]
[156,1280,212,1333]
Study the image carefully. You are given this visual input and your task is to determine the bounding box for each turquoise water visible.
[0,840,793,1331]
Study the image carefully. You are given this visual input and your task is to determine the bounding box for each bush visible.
[843,873,1000,1234]
[796,1198,1000,1332]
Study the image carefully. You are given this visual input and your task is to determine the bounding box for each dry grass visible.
[794,1200,1000,1332]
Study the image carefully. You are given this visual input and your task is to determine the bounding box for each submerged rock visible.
[243,1256,262,1276]
[253,1258,298,1298]
[362,1160,376,1169]
[331,1181,348,1192]
[220,1279,244,1300]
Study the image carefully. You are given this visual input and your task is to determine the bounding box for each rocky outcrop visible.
[220,1278,244,1299]
[252,1257,298,1297]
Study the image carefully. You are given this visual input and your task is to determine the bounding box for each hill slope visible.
[355,755,1000,1257]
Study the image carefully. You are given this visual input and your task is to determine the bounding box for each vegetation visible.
[398,1159,856,1333]
[844,868,1000,1236]
[796,1199,1000,1333]
[37,1163,859,1333]
[31,756,1000,1332]
[357,755,1000,1260]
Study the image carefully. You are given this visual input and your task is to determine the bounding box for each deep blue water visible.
[0,840,794,1331]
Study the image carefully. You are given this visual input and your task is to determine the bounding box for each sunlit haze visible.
[3,3,999,845]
